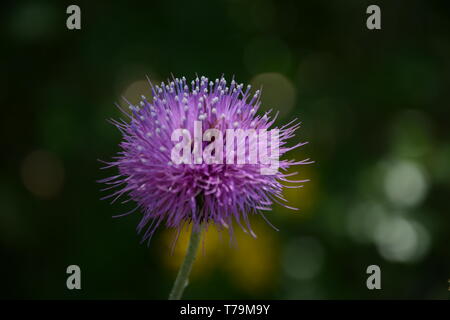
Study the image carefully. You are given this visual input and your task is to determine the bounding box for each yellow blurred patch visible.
[225,220,280,294]
[160,219,280,293]
[160,224,223,278]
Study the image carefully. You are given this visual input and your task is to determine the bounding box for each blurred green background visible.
[1,0,450,299]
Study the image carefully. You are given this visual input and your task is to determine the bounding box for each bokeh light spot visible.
[383,160,428,208]
[121,80,153,106]
[21,150,65,199]
[282,237,325,280]
[347,202,387,244]
[250,73,296,119]
[374,217,430,263]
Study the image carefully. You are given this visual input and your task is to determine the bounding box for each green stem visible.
[168,225,202,300]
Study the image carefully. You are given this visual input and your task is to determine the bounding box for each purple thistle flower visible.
[100,75,312,244]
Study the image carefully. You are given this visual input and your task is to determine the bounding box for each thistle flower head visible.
[100,75,312,244]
